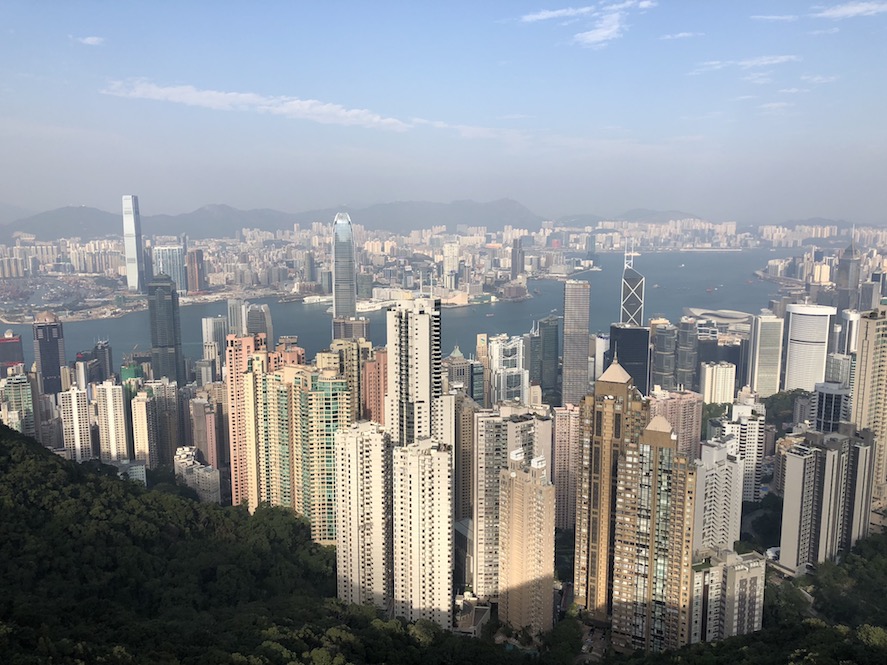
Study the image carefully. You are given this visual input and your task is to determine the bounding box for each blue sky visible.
[1,1,886,224]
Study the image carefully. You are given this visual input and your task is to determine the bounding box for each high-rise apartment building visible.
[562,280,591,405]
[611,416,695,653]
[392,438,453,630]
[452,390,479,522]
[700,361,736,404]
[152,244,188,294]
[712,397,766,503]
[332,212,357,319]
[95,380,128,463]
[779,426,874,574]
[574,360,650,618]
[693,438,743,553]
[552,403,580,530]
[498,450,555,635]
[649,386,703,459]
[783,304,837,391]
[33,311,66,397]
[335,422,392,610]
[385,297,442,444]
[690,549,765,644]
[811,381,851,433]
[851,305,887,497]
[122,195,145,292]
[0,373,36,439]
[747,311,783,397]
[143,377,181,466]
[131,390,159,469]
[59,386,91,462]
[147,274,184,386]
[361,347,387,424]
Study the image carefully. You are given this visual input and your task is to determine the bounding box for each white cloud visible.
[732,95,758,101]
[809,27,841,34]
[751,15,798,21]
[737,55,801,68]
[813,2,887,19]
[659,31,703,40]
[801,74,839,83]
[76,36,104,46]
[779,87,809,93]
[520,6,596,22]
[574,11,627,47]
[103,79,411,131]
[743,71,773,85]
[758,101,794,114]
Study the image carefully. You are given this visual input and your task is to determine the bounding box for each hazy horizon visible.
[2,2,886,225]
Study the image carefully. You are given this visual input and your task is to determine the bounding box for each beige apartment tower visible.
[851,305,887,498]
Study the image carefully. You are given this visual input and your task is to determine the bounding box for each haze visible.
[2,1,886,224]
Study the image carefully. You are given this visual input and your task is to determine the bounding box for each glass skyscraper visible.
[122,195,145,292]
[33,311,65,396]
[147,274,184,386]
[562,280,590,405]
[332,213,357,319]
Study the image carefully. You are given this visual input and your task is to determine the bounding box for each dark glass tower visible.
[604,323,651,396]
[651,324,677,390]
[147,274,184,386]
[538,315,560,404]
[675,317,699,390]
[32,311,66,396]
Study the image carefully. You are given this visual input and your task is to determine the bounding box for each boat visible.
[486,313,494,317]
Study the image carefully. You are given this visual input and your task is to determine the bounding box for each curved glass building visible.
[332,213,357,319]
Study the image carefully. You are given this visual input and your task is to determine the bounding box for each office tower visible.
[838,309,861,355]
[0,329,25,371]
[747,311,784,397]
[693,438,743,553]
[0,373,36,438]
[510,238,524,280]
[825,352,853,387]
[152,244,187,293]
[335,422,392,610]
[620,250,645,327]
[92,340,113,383]
[227,298,245,336]
[783,304,837,391]
[562,280,591,405]
[392,438,453,629]
[574,360,650,618]
[488,334,529,404]
[385,297,442,444]
[333,316,370,341]
[131,390,160,469]
[185,248,206,292]
[649,386,703,459]
[651,324,677,390]
[202,315,227,370]
[552,403,580,529]
[700,361,736,404]
[611,417,695,653]
[95,380,128,463]
[851,305,887,497]
[605,324,651,395]
[243,303,273,349]
[122,195,145,292]
[690,550,765,644]
[473,404,553,599]
[779,426,874,575]
[143,377,181,466]
[33,311,66,396]
[537,315,560,404]
[361,347,387,424]
[452,390,479,522]
[59,386,91,462]
[147,274,185,386]
[860,281,880,311]
[812,382,851,433]
[835,241,861,312]
[190,397,221,469]
[498,450,555,634]
[592,333,610,380]
[675,316,699,390]
[332,212,357,319]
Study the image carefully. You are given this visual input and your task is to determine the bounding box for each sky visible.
[1,1,886,225]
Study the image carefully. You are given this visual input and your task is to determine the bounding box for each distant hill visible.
[616,208,701,223]
[0,198,544,241]
[0,202,32,225]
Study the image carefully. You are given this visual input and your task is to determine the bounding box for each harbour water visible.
[6,248,794,368]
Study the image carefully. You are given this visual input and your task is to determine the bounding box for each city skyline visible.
[2,2,886,224]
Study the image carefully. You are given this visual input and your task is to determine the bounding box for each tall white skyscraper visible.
[131,390,159,469]
[748,311,784,397]
[152,244,188,294]
[96,380,128,463]
[487,333,529,404]
[385,297,442,444]
[700,361,736,404]
[693,438,743,554]
[332,212,357,319]
[335,422,392,611]
[783,304,837,391]
[851,305,887,497]
[562,280,591,405]
[715,398,766,503]
[392,438,453,629]
[59,386,91,462]
[122,195,145,292]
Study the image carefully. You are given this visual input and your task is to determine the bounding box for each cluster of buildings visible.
[2,195,887,656]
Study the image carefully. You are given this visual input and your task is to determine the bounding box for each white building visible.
[59,386,91,462]
[487,333,530,405]
[693,437,743,554]
[335,422,392,611]
[748,311,783,397]
[700,361,736,405]
[715,400,766,503]
[690,549,765,644]
[392,438,453,629]
[783,304,837,391]
[95,380,128,463]
[851,306,887,498]
[131,390,159,469]
[122,195,144,292]
[174,446,222,504]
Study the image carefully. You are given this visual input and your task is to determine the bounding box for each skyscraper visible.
[487,334,529,405]
[552,403,580,530]
[59,386,91,462]
[131,391,160,469]
[147,274,185,386]
[152,244,188,294]
[562,280,590,405]
[332,212,357,319]
[122,195,145,292]
[33,311,66,397]
[385,297,442,444]
[95,380,128,463]
[693,438,743,553]
[675,316,699,390]
[699,361,736,404]
[649,386,703,459]
[851,305,887,497]
[747,311,784,397]
[202,316,227,377]
[783,304,837,391]
[245,303,274,348]
[620,250,645,327]
[185,249,206,293]
[227,298,245,336]
[605,323,651,396]
[835,241,861,312]
[0,373,36,439]
[651,323,677,390]
[538,315,560,404]
[0,329,25,371]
